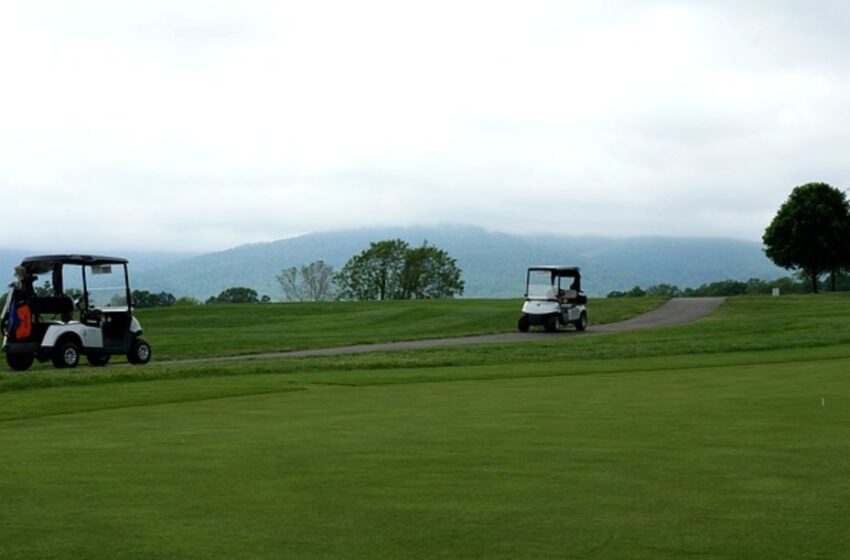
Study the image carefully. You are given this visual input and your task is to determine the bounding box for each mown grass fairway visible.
[133,297,663,360]
[2,295,849,559]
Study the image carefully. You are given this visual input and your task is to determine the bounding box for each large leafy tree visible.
[337,239,464,301]
[763,182,850,293]
[400,242,465,299]
[337,240,409,301]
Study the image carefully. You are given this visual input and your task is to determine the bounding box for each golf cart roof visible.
[528,266,581,276]
[21,255,128,274]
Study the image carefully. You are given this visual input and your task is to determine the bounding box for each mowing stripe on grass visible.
[3,344,850,423]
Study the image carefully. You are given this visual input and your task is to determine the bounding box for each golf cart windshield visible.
[527,270,556,299]
[85,264,128,310]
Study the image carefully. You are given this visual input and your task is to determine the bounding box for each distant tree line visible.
[205,287,271,305]
[132,290,202,308]
[130,287,273,307]
[607,273,850,298]
[608,182,850,299]
[0,288,198,309]
[132,290,177,308]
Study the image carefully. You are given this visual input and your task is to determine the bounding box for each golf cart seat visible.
[558,289,587,305]
[30,296,74,322]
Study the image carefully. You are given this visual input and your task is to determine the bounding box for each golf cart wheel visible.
[544,315,559,333]
[87,353,111,367]
[6,352,35,372]
[53,341,81,369]
[575,311,588,332]
[517,315,530,332]
[128,338,151,365]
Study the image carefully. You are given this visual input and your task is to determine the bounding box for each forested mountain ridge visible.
[1,227,783,299]
[125,226,783,299]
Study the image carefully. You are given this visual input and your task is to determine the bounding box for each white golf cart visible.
[518,266,588,333]
[1,255,151,371]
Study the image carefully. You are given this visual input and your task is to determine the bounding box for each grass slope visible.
[133,297,662,360]
[3,295,849,393]
[1,295,849,559]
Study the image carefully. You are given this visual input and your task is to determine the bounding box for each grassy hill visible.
[128,226,783,299]
[3,295,849,559]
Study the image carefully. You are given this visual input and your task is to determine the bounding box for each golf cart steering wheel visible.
[76,297,101,324]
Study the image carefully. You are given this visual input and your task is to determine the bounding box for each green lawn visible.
[2,295,849,559]
[133,297,664,360]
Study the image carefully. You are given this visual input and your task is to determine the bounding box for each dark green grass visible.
[1,352,848,559]
[133,297,663,360]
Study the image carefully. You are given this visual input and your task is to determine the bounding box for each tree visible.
[626,286,646,297]
[829,270,850,292]
[277,260,337,302]
[132,290,155,308]
[205,287,260,304]
[400,242,465,299]
[336,239,465,301]
[336,240,409,301]
[276,268,301,301]
[763,182,850,293]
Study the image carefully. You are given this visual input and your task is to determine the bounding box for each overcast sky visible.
[2,0,849,252]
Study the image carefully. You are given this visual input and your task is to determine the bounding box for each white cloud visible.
[1,0,849,251]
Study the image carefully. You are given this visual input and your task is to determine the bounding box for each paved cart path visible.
[165,297,725,365]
